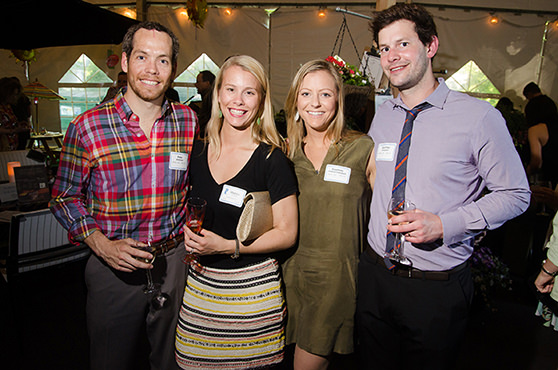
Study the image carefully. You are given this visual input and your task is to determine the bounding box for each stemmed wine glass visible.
[385,197,416,265]
[136,241,169,310]
[183,197,207,264]
[532,178,553,217]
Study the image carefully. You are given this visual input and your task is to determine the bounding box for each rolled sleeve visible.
[50,120,99,244]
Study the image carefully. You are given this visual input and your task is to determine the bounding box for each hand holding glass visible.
[184,197,207,264]
[385,198,416,265]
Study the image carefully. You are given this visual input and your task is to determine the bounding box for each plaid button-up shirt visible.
[51,91,197,244]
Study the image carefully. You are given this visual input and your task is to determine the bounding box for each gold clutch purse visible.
[236,191,273,243]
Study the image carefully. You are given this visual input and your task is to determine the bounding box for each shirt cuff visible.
[68,215,100,243]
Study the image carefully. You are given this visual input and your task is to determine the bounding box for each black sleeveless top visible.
[188,139,297,269]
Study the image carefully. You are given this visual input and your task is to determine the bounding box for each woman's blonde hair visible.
[206,55,283,158]
[285,59,347,159]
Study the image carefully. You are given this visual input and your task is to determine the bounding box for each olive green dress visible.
[282,134,374,356]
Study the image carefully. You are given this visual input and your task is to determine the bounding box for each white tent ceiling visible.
[1,1,557,131]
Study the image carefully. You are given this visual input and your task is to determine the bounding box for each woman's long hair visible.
[205,55,283,159]
[285,59,348,159]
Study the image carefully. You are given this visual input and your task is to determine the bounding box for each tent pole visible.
[268,10,273,83]
[536,21,550,86]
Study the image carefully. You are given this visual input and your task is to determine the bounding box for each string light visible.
[489,14,499,24]
[123,8,136,19]
[224,8,232,16]
[318,8,326,18]
[179,8,188,17]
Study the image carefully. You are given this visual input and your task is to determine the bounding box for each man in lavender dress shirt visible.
[356,4,530,370]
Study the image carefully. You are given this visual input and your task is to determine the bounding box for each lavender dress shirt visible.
[367,79,530,271]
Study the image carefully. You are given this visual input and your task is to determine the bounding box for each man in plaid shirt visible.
[51,22,196,370]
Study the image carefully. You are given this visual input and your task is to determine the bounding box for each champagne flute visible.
[533,179,553,217]
[183,197,207,264]
[135,241,159,294]
[135,241,169,310]
[385,197,416,265]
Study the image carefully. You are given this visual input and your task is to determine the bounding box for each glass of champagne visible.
[533,179,553,217]
[183,197,207,264]
[135,241,170,310]
[385,197,416,265]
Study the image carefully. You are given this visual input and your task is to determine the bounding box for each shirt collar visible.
[390,77,450,111]
[113,87,174,122]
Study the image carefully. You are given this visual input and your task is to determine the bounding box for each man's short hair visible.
[370,3,438,47]
[523,82,541,97]
[122,21,180,67]
[199,70,216,85]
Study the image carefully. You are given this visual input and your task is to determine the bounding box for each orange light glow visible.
[7,161,21,183]
[123,9,136,19]
[318,9,326,18]
[489,15,499,24]
[224,8,232,16]
[179,9,188,17]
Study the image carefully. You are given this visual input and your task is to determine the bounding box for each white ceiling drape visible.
[1,5,556,131]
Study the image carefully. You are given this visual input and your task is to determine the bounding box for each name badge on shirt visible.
[219,185,247,207]
[376,143,397,162]
[169,152,188,171]
[323,164,351,184]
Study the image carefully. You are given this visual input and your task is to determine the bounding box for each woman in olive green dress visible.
[282,59,375,370]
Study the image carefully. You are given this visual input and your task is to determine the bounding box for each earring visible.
[294,111,300,121]
[219,109,223,118]
[256,117,261,126]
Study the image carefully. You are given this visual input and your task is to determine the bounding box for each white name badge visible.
[219,185,247,208]
[323,164,351,184]
[376,143,397,162]
[169,152,188,171]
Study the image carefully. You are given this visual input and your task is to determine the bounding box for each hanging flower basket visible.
[326,55,371,87]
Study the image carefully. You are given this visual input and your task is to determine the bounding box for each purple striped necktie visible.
[385,102,432,268]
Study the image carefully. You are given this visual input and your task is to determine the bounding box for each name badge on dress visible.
[323,164,351,184]
[376,143,397,162]
[169,152,189,171]
[219,185,247,207]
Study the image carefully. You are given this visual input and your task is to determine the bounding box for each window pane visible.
[59,70,82,83]
[176,53,220,83]
[72,55,86,82]
[72,88,86,102]
[60,117,73,133]
[58,87,72,99]
[88,69,113,83]
[73,103,87,116]
[85,88,102,103]
[447,60,500,97]
[59,103,74,117]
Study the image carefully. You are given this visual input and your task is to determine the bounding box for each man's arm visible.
[439,108,531,245]
[50,122,152,271]
[389,108,530,245]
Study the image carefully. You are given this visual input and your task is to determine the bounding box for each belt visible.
[364,247,468,281]
[150,233,184,257]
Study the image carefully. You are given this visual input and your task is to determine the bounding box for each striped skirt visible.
[175,258,286,369]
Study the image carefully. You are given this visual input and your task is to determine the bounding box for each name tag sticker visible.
[219,185,247,207]
[169,152,188,171]
[376,143,397,162]
[323,164,351,184]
